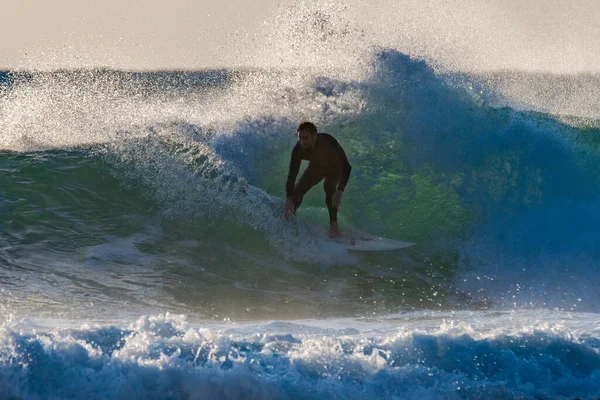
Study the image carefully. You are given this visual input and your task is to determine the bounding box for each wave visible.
[2,49,600,315]
[1,312,599,400]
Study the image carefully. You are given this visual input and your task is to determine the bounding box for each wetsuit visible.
[286,133,352,222]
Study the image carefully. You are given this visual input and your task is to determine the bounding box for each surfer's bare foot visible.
[329,221,340,238]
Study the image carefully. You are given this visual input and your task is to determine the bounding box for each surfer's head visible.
[297,121,317,150]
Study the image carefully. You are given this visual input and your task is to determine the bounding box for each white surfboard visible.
[298,207,415,252]
[330,229,415,252]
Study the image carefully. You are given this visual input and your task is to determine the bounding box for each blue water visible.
[1,48,600,398]
[1,311,600,400]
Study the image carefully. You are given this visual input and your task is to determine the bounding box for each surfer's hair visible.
[297,121,317,135]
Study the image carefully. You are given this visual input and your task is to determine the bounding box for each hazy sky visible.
[1,0,281,70]
[2,0,599,72]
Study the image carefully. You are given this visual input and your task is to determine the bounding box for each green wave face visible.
[2,51,600,317]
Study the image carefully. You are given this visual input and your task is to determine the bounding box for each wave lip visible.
[1,312,600,400]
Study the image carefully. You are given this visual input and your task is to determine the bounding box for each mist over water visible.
[257,0,600,119]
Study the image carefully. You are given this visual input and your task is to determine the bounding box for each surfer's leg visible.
[324,175,341,237]
[323,175,339,222]
[293,168,324,210]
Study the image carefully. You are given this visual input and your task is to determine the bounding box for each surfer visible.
[283,121,352,238]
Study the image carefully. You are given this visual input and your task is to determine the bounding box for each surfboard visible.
[329,229,415,252]
[297,207,415,252]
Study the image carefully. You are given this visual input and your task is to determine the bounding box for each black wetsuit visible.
[286,133,352,222]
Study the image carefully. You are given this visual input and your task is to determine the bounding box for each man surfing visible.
[283,122,352,238]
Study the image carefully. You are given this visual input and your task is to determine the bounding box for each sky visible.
[1,0,281,70]
[1,0,599,73]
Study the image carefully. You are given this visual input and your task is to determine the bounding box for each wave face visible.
[2,47,600,398]
[2,52,600,315]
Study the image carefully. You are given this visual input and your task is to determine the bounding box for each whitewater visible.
[2,1,600,399]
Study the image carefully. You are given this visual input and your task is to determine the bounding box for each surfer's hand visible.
[332,190,343,208]
[283,197,296,220]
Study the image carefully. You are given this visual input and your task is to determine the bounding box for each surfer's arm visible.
[286,144,302,198]
[284,144,302,219]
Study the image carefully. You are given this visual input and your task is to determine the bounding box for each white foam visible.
[1,310,599,400]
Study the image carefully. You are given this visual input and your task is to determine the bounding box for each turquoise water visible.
[1,50,600,398]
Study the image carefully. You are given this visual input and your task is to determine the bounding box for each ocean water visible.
[2,5,600,399]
